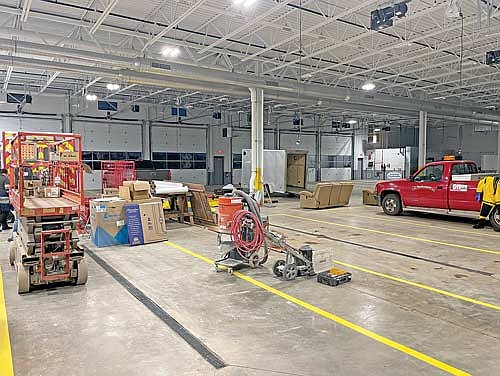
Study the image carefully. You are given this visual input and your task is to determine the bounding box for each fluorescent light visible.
[106,83,120,91]
[162,46,181,58]
[374,128,381,132]
[85,94,97,101]
[233,0,256,6]
[362,82,376,91]
[433,96,446,100]
[347,119,357,125]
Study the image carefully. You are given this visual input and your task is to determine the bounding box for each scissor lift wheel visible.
[9,243,16,266]
[16,263,30,294]
[76,258,88,285]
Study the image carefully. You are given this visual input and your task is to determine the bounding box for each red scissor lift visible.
[7,131,88,293]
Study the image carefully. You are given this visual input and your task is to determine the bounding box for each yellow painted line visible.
[344,211,500,239]
[271,225,500,312]
[271,213,500,256]
[0,267,14,376]
[165,241,471,376]
[333,260,500,312]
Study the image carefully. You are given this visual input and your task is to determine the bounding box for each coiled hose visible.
[230,209,265,256]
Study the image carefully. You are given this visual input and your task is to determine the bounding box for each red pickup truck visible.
[375,160,500,231]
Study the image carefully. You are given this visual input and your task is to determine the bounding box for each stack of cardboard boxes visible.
[118,181,150,201]
[90,180,168,248]
[23,181,61,199]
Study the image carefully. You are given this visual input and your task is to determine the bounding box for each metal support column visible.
[249,87,264,202]
[315,116,321,182]
[141,120,151,160]
[351,130,355,180]
[418,110,427,168]
[62,95,72,133]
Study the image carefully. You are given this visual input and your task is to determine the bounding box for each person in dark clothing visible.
[0,169,12,231]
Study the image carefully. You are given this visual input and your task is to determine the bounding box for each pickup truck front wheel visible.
[490,206,500,232]
[382,194,402,216]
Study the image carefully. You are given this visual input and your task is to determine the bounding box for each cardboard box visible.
[59,151,79,162]
[24,180,42,189]
[44,187,60,198]
[104,188,119,195]
[363,190,378,206]
[101,188,119,198]
[120,181,150,201]
[124,201,167,246]
[90,198,129,247]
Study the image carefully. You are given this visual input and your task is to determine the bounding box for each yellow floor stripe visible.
[165,241,471,376]
[0,267,14,376]
[333,260,500,311]
[271,225,500,311]
[272,213,500,256]
[344,211,500,239]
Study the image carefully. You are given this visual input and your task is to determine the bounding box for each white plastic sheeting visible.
[241,149,287,193]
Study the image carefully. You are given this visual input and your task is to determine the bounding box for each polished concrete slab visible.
[2,192,500,375]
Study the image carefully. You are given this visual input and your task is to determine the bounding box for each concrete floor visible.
[2,191,500,375]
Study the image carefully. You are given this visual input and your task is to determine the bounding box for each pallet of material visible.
[185,183,216,224]
[24,197,79,209]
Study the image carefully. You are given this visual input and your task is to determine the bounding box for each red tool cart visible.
[101,160,136,190]
[6,131,88,293]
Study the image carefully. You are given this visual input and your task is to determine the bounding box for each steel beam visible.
[39,71,60,94]
[89,0,119,35]
[198,0,296,55]
[240,0,380,62]
[20,0,32,22]
[3,65,12,90]
[141,0,209,52]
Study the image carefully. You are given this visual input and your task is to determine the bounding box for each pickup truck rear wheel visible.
[382,194,402,216]
[490,206,500,232]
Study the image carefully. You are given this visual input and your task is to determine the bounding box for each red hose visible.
[230,209,265,258]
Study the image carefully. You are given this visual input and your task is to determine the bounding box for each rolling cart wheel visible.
[16,263,30,294]
[216,234,222,246]
[273,260,286,277]
[228,268,233,276]
[248,253,260,268]
[76,258,88,285]
[283,263,298,281]
[214,264,220,273]
[9,243,16,266]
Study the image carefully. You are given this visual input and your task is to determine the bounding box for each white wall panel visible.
[74,121,141,151]
[152,125,206,152]
[321,135,351,155]
[279,133,315,152]
[231,129,251,153]
[321,168,351,181]
[84,171,102,191]
[0,117,62,133]
[171,170,207,184]
[264,131,275,149]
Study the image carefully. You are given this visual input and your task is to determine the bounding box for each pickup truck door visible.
[448,163,481,212]
[404,164,447,208]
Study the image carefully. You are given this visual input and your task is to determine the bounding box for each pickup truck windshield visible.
[414,165,443,182]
